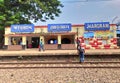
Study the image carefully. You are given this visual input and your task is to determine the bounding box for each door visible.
[32,37,39,48]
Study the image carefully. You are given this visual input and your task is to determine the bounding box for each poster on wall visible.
[95,31,114,38]
[84,32,94,38]
[84,22,110,31]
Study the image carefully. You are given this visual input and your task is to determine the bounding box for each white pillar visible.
[40,36,44,44]
[58,35,61,44]
[22,36,26,45]
[4,36,9,45]
[113,26,117,38]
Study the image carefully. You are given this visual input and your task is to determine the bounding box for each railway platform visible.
[0,48,120,56]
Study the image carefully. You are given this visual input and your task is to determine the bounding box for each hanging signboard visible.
[84,22,110,31]
[48,23,71,32]
[11,24,34,33]
[116,30,120,34]
[116,26,120,34]
[117,26,120,30]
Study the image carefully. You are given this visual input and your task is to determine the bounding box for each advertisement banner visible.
[11,24,34,33]
[48,23,71,32]
[84,32,94,38]
[95,31,114,38]
[84,22,110,31]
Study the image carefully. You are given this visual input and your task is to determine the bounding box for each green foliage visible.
[0,0,3,3]
[0,0,63,44]
[0,0,63,27]
[5,0,63,23]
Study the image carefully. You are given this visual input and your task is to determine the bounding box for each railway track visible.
[0,61,120,69]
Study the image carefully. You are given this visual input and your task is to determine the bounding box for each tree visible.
[0,0,63,47]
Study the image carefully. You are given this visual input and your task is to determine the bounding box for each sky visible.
[33,0,120,26]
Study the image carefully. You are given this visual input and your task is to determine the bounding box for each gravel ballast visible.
[0,68,120,83]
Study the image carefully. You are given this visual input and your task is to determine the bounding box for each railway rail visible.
[0,61,120,69]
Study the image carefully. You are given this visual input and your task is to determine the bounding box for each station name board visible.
[48,23,71,32]
[11,24,34,33]
[84,22,110,31]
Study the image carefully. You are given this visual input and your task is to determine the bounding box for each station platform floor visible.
[0,48,120,56]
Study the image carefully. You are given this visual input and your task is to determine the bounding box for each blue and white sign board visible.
[84,32,94,38]
[84,22,110,31]
[11,24,34,33]
[117,26,120,34]
[48,23,71,32]
[116,30,120,34]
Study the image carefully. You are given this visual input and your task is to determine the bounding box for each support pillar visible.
[4,36,9,49]
[22,36,26,49]
[113,26,117,38]
[58,35,61,49]
[40,36,45,44]
[75,34,78,47]
[4,36,9,45]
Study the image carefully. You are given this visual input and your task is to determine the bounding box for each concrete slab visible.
[0,49,120,56]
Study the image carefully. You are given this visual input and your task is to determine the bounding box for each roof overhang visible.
[4,32,77,37]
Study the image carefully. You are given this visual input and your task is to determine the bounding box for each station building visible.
[4,22,119,50]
